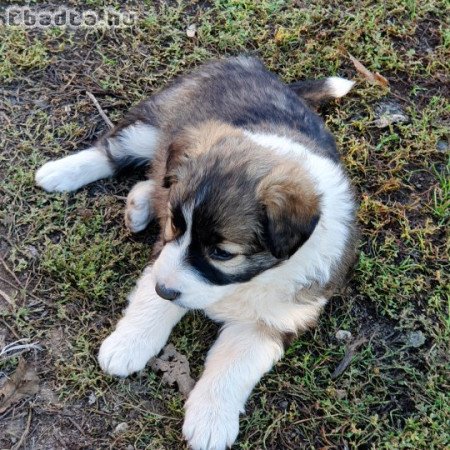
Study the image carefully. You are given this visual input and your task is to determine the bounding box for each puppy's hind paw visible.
[35,149,113,192]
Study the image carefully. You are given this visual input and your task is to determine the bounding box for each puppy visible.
[36,56,358,450]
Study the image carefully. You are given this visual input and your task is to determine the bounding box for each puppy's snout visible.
[155,282,181,301]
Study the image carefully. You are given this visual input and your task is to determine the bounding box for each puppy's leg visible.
[125,180,156,233]
[98,266,186,377]
[36,119,160,192]
[183,323,284,450]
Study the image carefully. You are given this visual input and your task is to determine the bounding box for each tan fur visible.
[257,163,319,224]
[179,121,244,155]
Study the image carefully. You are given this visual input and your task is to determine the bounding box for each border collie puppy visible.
[36,56,358,450]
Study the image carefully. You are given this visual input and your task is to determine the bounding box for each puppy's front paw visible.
[98,329,155,377]
[183,389,240,450]
[125,181,155,233]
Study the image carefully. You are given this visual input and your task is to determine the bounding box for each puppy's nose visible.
[155,283,181,301]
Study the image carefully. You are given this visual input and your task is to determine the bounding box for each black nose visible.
[155,283,181,301]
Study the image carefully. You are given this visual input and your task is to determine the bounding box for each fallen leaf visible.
[0,358,40,413]
[348,53,389,87]
[186,24,197,38]
[150,344,195,397]
[373,71,389,88]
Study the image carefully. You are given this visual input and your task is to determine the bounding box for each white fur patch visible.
[326,76,355,98]
[35,148,113,192]
[98,266,186,377]
[110,122,160,160]
[125,180,156,232]
[183,323,283,450]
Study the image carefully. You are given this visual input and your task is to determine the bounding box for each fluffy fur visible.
[36,56,358,450]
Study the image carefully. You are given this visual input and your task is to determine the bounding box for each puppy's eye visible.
[209,247,235,261]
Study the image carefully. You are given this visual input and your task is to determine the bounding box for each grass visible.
[0,0,449,449]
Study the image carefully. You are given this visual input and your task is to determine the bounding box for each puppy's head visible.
[152,122,320,309]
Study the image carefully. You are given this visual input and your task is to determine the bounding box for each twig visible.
[1,319,20,340]
[67,416,86,436]
[0,339,43,362]
[12,407,32,450]
[331,336,367,379]
[112,195,128,201]
[0,275,18,291]
[0,254,22,286]
[0,272,44,305]
[0,288,15,307]
[86,91,114,129]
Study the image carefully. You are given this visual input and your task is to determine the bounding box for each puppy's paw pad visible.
[183,396,239,450]
[98,330,151,377]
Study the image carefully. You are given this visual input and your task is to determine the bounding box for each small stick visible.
[0,254,22,286]
[331,336,367,379]
[0,339,42,362]
[0,288,15,307]
[12,407,32,450]
[1,318,20,340]
[67,416,86,436]
[86,91,114,129]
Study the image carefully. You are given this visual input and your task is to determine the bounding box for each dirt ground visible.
[0,1,449,449]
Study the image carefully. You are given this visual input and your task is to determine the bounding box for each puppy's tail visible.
[289,77,355,106]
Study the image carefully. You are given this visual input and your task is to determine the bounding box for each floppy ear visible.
[163,135,190,188]
[257,164,320,259]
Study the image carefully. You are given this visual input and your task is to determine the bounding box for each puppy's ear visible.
[163,134,190,188]
[257,164,320,259]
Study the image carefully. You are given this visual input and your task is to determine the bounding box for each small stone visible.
[114,422,129,434]
[27,245,39,258]
[335,389,347,400]
[374,101,408,128]
[87,392,96,405]
[279,400,288,410]
[436,140,449,153]
[335,330,352,342]
[186,24,197,38]
[406,330,426,348]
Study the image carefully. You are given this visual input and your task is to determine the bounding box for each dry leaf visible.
[150,344,195,397]
[0,358,40,413]
[186,24,197,38]
[373,71,389,87]
[348,53,389,87]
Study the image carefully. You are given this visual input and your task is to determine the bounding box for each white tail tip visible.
[327,77,355,98]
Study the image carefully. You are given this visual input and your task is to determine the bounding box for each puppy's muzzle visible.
[155,283,181,301]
